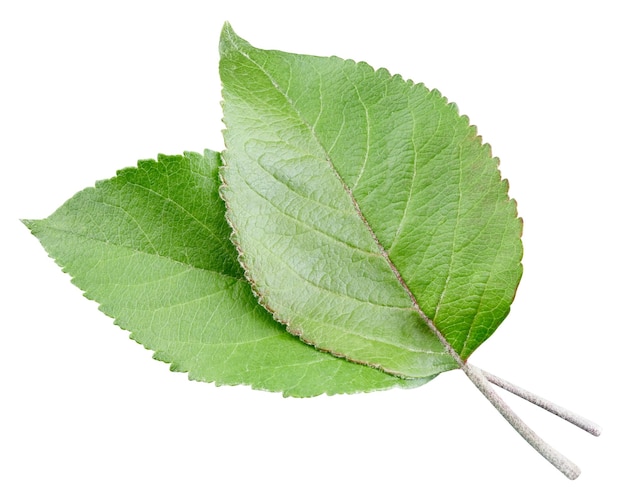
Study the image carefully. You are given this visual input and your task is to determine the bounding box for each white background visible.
[1,1,624,494]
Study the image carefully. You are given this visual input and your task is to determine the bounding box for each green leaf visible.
[25,150,430,396]
[220,24,523,379]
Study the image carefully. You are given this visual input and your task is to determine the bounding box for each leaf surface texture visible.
[25,151,429,396]
[220,25,523,378]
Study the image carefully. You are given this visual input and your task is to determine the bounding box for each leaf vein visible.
[230,35,466,369]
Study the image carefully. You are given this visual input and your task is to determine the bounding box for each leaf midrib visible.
[29,220,244,285]
[33,221,419,385]
[228,34,466,369]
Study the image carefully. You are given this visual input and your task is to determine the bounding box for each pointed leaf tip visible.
[221,20,233,38]
[219,21,247,56]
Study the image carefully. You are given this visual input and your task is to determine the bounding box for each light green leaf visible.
[220,24,523,379]
[25,150,430,396]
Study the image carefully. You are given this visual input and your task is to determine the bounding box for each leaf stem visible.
[463,364,581,480]
[480,368,602,437]
[408,300,587,478]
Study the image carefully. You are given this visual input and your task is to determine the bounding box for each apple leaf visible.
[23,23,599,479]
[24,150,431,396]
[219,23,523,379]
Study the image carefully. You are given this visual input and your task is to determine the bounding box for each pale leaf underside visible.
[220,24,523,379]
[217,28,597,479]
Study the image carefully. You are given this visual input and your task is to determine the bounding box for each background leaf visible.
[220,24,523,378]
[25,150,430,396]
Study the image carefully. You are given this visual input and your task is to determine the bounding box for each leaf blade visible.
[220,25,522,377]
[25,150,429,396]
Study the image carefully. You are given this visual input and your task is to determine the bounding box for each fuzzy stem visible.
[480,368,602,437]
[463,364,581,480]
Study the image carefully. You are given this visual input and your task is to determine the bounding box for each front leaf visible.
[220,24,523,379]
[25,150,430,396]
